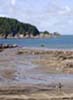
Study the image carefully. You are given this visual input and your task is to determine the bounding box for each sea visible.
[0,35,73,49]
[0,35,73,86]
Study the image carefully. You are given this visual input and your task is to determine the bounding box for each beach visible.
[0,0,73,99]
[0,47,73,99]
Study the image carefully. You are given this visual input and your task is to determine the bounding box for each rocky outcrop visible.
[0,17,40,39]
[0,44,18,49]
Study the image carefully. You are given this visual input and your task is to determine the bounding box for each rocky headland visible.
[0,17,60,39]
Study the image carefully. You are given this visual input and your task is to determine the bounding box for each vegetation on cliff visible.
[0,17,40,38]
[40,31,60,38]
[0,17,60,38]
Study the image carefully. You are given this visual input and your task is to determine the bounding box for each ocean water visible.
[0,35,73,49]
[0,35,73,86]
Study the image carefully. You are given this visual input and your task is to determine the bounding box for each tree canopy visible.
[0,17,40,38]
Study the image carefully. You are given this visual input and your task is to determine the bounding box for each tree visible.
[0,17,40,38]
[44,31,50,35]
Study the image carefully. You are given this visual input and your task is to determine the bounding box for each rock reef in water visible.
[0,44,18,49]
[16,48,73,74]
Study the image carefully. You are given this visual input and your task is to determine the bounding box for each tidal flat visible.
[0,47,73,99]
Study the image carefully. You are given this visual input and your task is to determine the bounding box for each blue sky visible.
[0,0,73,34]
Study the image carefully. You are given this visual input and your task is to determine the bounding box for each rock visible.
[0,44,18,49]
[17,50,24,55]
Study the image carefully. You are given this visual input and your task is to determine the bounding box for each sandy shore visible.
[19,47,73,73]
[0,47,73,99]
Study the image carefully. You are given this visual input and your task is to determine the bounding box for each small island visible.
[0,17,60,39]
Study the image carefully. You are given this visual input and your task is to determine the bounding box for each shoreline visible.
[0,47,73,99]
[22,46,73,51]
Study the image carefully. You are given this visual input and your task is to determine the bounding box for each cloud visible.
[58,6,71,16]
[0,0,73,34]
[65,6,71,12]
[68,19,73,25]
[11,0,16,6]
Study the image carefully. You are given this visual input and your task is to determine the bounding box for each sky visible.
[0,0,73,34]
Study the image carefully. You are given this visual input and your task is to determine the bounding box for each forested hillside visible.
[0,17,40,38]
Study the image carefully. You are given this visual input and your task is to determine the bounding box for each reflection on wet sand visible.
[0,48,73,99]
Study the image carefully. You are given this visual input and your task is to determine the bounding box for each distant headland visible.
[0,17,60,39]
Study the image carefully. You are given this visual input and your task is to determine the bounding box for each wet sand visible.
[0,47,73,99]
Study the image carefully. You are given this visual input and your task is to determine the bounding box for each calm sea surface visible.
[0,35,73,49]
[0,35,73,86]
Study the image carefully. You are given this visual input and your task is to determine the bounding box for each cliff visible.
[0,17,40,38]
